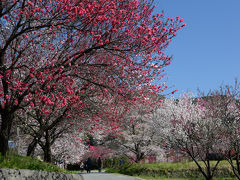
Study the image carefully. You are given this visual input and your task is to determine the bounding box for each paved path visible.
[79,171,140,180]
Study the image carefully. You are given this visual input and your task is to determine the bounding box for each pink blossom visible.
[27,1,33,6]
[94,35,101,41]
[30,102,34,107]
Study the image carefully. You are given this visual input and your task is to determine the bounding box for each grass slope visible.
[0,152,63,172]
[106,161,236,179]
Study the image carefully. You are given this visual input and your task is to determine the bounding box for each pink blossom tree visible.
[14,75,80,161]
[0,0,184,156]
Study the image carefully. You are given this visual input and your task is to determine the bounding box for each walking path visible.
[79,170,141,180]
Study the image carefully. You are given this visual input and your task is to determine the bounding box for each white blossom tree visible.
[107,93,163,163]
[51,133,88,165]
[199,81,240,179]
[152,94,225,180]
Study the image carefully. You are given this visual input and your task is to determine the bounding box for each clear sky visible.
[153,0,240,97]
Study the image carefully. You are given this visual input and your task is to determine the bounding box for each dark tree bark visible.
[0,112,14,156]
[43,131,52,163]
[27,137,39,156]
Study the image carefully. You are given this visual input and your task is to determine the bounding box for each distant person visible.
[84,160,87,171]
[80,162,84,173]
[120,159,124,166]
[86,157,92,173]
[97,157,102,173]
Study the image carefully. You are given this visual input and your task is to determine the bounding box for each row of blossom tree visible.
[13,79,240,180]
[0,0,184,160]
[152,80,240,180]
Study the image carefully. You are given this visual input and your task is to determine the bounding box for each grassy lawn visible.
[135,176,236,180]
[135,160,232,170]
[0,152,238,179]
[0,152,65,173]
[106,160,236,179]
[106,171,237,180]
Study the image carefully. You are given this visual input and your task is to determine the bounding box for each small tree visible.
[106,92,162,163]
[153,94,225,180]
[51,132,88,165]
[200,80,240,179]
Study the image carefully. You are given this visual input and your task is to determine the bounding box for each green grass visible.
[62,170,80,174]
[135,175,236,180]
[106,161,236,179]
[0,152,237,179]
[0,152,63,172]
[135,160,231,170]
[107,171,236,180]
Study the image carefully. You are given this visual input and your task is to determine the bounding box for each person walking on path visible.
[86,157,92,173]
[80,162,84,173]
[97,157,102,173]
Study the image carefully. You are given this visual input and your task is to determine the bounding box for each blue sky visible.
[153,0,240,97]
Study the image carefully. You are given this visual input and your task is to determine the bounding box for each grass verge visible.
[106,161,236,179]
[0,152,63,172]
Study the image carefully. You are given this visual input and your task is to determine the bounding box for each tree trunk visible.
[27,137,39,156]
[135,149,144,163]
[0,128,9,156]
[43,131,52,162]
[0,112,14,156]
[43,148,52,163]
